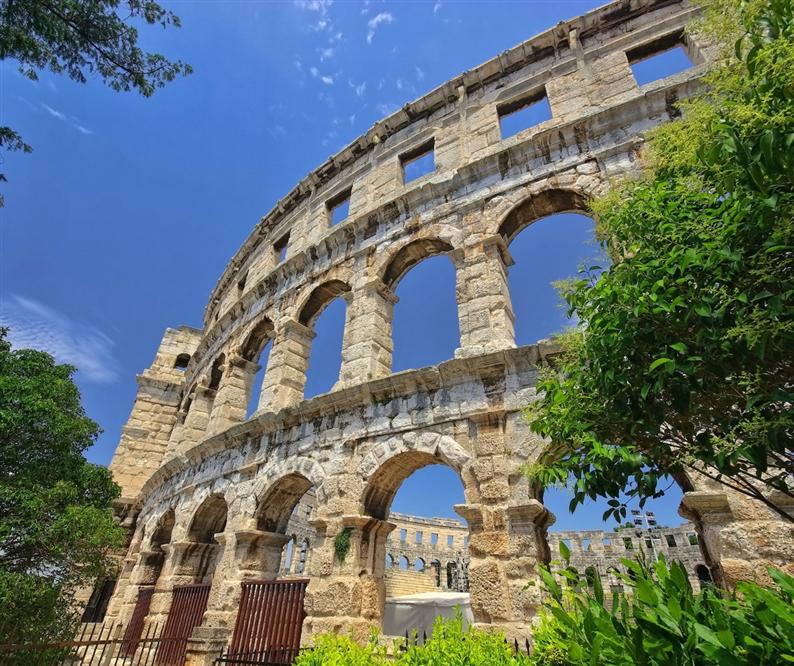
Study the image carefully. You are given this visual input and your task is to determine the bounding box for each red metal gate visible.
[223,579,308,664]
[155,583,211,665]
[121,586,154,656]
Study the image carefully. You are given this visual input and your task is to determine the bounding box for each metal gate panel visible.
[155,583,211,665]
[226,579,307,664]
[121,586,154,656]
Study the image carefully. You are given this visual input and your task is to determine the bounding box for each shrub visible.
[529,546,794,666]
[294,632,387,666]
[399,613,529,666]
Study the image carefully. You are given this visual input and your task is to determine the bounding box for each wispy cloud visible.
[42,103,66,121]
[1,295,120,383]
[415,66,426,81]
[319,47,335,61]
[433,1,442,15]
[367,12,395,45]
[349,80,367,97]
[377,102,398,116]
[41,103,94,135]
[310,66,334,85]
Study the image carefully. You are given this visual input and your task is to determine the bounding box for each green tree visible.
[0,328,124,648]
[525,0,793,521]
[0,0,192,204]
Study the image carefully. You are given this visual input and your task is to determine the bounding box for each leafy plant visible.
[526,0,794,521]
[399,612,529,666]
[294,632,387,666]
[529,544,794,665]
[334,527,353,563]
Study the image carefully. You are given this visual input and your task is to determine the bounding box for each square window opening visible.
[327,189,351,226]
[498,90,552,140]
[628,33,694,86]
[401,139,436,184]
[274,232,290,263]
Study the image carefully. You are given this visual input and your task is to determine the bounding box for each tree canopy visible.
[0,328,124,645]
[0,0,191,204]
[526,0,793,521]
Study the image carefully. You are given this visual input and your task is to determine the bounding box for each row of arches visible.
[168,189,601,456]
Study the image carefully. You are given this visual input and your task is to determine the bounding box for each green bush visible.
[529,548,794,666]
[399,613,529,666]
[294,633,387,666]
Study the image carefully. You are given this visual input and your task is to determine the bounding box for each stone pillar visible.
[680,490,794,588]
[456,500,554,643]
[339,281,396,386]
[302,516,395,644]
[258,320,315,412]
[455,236,516,358]
[178,385,216,453]
[185,530,290,665]
[207,355,260,436]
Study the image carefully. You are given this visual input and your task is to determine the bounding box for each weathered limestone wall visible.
[102,0,794,662]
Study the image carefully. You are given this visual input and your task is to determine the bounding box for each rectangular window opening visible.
[401,139,436,184]
[623,537,634,550]
[274,232,290,263]
[665,534,677,548]
[498,89,552,140]
[415,531,423,544]
[327,188,351,226]
[431,533,438,546]
[400,528,407,542]
[627,32,694,87]
[447,535,454,548]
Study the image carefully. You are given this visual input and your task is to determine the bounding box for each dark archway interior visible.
[256,473,314,533]
[298,280,351,327]
[188,495,228,543]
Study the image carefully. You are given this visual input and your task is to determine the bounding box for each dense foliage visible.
[0,0,191,204]
[526,0,793,520]
[529,545,794,666]
[294,615,530,666]
[0,328,124,646]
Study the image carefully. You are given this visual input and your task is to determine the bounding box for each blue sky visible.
[1,0,691,531]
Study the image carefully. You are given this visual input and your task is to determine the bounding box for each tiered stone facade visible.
[101,1,794,662]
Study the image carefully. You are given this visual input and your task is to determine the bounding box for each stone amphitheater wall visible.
[101,1,794,662]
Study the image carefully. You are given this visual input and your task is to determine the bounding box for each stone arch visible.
[188,494,228,544]
[496,188,590,245]
[251,457,327,519]
[298,279,351,327]
[149,509,175,551]
[398,555,409,571]
[695,564,713,585]
[385,553,394,569]
[255,472,315,534]
[380,238,455,291]
[358,433,472,521]
[414,557,426,572]
[208,353,225,391]
[240,317,275,362]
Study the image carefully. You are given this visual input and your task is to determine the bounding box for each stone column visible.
[338,281,397,386]
[207,355,260,436]
[455,236,516,358]
[185,530,290,665]
[258,320,315,412]
[302,516,395,644]
[456,500,554,643]
[680,490,794,588]
[178,385,216,454]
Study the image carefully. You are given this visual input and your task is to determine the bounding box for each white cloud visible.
[396,78,404,90]
[415,66,426,81]
[319,47,335,61]
[1,295,120,383]
[47,79,57,93]
[294,0,332,13]
[320,75,334,85]
[294,58,304,73]
[377,102,398,116]
[367,12,395,44]
[349,80,367,97]
[310,67,334,85]
[349,113,356,125]
[42,103,66,121]
[267,125,287,139]
[41,103,93,135]
[310,66,319,77]
[329,31,343,43]
[433,1,442,15]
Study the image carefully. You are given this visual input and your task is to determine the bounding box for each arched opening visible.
[503,202,602,345]
[364,453,470,638]
[240,318,274,417]
[584,566,598,590]
[384,240,459,372]
[185,495,228,583]
[385,553,394,569]
[174,353,191,370]
[255,473,317,579]
[208,354,225,391]
[299,281,350,398]
[695,564,713,586]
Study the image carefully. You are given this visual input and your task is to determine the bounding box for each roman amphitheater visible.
[93,0,793,663]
